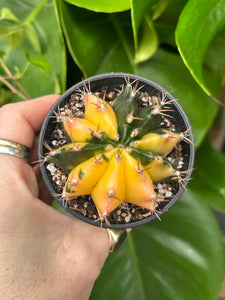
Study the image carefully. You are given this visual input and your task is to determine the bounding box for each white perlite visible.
[46,163,57,175]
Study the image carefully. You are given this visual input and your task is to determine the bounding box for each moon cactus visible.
[42,78,193,225]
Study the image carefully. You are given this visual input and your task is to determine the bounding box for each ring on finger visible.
[0,138,31,162]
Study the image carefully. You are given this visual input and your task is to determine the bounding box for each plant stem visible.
[0,76,27,100]
[0,58,31,99]
[24,0,48,24]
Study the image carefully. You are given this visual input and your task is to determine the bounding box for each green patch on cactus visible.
[78,169,85,180]
[128,147,155,165]
[46,142,106,173]
[112,84,138,141]
[132,105,162,138]
[101,153,110,162]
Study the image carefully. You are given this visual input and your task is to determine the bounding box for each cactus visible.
[43,79,192,224]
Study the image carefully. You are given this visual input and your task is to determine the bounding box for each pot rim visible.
[39,72,195,229]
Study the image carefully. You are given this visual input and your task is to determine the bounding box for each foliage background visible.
[0,0,225,299]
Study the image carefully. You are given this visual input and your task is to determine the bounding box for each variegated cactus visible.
[43,80,192,224]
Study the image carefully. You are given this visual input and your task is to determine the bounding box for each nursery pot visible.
[39,73,195,229]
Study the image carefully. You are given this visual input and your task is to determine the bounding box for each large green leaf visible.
[131,0,158,50]
[175,0,225,98]
[204,31,225,85]
[64,0,130,13]
[0,0,66,100]
[189,138,225,212]
[57,1,137,77]
[57,0,119,77]
[96,40,134,74]
[91,193,224,300]
[154,0,188,47]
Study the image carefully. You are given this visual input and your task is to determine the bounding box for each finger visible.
[0,95,59,148]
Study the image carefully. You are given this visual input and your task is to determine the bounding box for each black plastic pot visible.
[39,72,195,229]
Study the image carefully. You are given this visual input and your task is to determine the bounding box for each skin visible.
[0,95,109,300]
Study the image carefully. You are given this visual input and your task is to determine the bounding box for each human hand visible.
[0,96,109,300]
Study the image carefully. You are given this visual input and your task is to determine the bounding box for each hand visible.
[0,96,109,300]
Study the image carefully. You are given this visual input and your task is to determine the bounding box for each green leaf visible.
[64,0,130,13]
[189,138,225,212]
[154,0,187,47]
[96,41,135,74]
[134,15,158,63]
[152,0,169,20]
[0,25,24,48]
[155,22,176,46]
[0,7,19,22]
[175,0,225,98]
[204,30,225,81]
[25,51,51,74]
[24,22,41,53]
[91,194,224,300]
[131,0,158,50]
[58,0,135,77]
[57,0,114,76]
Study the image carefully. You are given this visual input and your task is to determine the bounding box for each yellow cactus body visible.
[91,151,125,217]
[146,156,176,182]
[63,153,111,199]
[84,93,118,140]
[131,130,181,156]
[123,150,156,211]
[63,117,100,142]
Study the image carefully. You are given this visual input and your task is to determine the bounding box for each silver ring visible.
[0,138,31,162]
[107,229,127,252]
